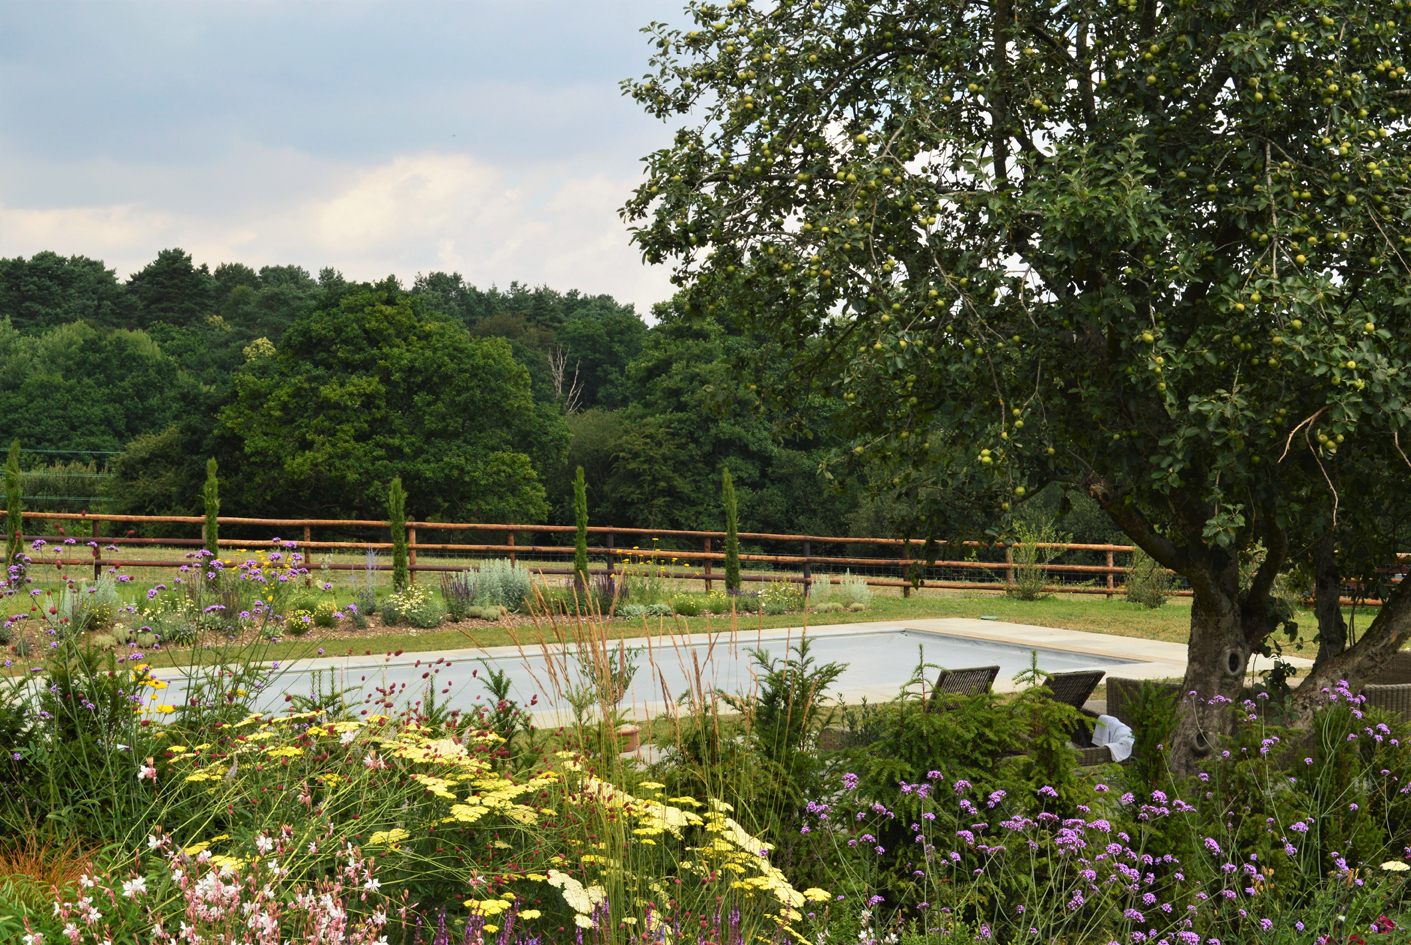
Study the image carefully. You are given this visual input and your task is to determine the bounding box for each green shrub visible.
[474,558,532,612]
[1126,548,1174,608]
[89,633,116,650]
[671,595,703,617]
[284,610,313,636]
[703,591,733,614]
[619,603,673,620]
[760,580,803,615]
[813,601,844,614]
[836,571,873,609]
[312,599,338,628]
[46,574,122,637]
[1006,519,1066,601]
[1125,679,1182,791]
[383,585,445,629]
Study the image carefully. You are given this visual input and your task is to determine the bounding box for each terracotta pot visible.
[616,725,642,754]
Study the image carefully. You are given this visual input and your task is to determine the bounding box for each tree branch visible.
[1082,470,1198,578]
[1291,572,1411,720]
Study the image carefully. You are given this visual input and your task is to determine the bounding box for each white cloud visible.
[0,151,674,316]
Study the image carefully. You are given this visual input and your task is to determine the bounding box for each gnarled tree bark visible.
[1084,471,1286,772]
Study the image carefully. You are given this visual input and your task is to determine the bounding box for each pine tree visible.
[4,441,22,579]
[573,466,589,589]
[388,477,408,591]
[723,468,740,595]
[202,458,220,561]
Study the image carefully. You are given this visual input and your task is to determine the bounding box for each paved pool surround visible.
[146,618,1315,724]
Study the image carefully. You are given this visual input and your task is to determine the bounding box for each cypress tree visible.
[388,477,408,591]
[723,468,740,594]
[573,466,589,589]
[203,458,220,561]
[4,441,21,578]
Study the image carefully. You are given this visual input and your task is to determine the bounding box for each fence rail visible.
[0,508,1390,605]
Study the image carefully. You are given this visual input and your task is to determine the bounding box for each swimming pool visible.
[160,626,1136,718]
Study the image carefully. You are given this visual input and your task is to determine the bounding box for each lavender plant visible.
[441,570,477,621]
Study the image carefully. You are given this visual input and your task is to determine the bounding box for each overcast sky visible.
[0,1,685,314]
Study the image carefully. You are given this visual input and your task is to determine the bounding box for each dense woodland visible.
[0,249,878,536]
[1,248,1123,543]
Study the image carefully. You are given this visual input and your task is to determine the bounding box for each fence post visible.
[507,530,515,566]
[92,518,100,581]
[703,537,712,593]
[304,525,313,586]
[606,531,615,574]
[802,539,811,597]
[1106,550,1115,599]
[1005,545,1015,589]
[901,541,911,598]
[408,526,417,583]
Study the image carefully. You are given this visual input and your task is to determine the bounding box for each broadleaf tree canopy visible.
[624,0,1411,764]
[222,288,567,522]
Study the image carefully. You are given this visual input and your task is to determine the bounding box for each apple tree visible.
[623,0,1411,764]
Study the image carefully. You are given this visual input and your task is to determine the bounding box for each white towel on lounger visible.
[1092,714,1135,762]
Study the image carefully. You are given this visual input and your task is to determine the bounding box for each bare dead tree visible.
[547,345,584,414]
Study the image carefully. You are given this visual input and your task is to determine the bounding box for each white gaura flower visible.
[121,877,147,898]
[255,834,274,855]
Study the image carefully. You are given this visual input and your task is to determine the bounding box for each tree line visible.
[1,247,927,539]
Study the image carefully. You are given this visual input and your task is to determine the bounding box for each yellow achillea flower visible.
[368,828,409,846]
[463,898,513,916]
[410,774,457,799]
[266,746,304,758]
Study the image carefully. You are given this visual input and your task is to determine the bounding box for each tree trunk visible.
[1292,577,1411,721]
[1168,558,1249,772]
[1312,532,1348,666]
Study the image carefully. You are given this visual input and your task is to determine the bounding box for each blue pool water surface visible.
[175,627,1134,717]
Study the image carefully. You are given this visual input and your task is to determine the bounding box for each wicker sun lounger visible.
[1353,653,1411,722]
[1044,670,1106,714]
[1040,670,1106,748]
[932,665,1001,697]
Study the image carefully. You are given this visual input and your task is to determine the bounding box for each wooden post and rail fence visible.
[0,508,1391,605]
